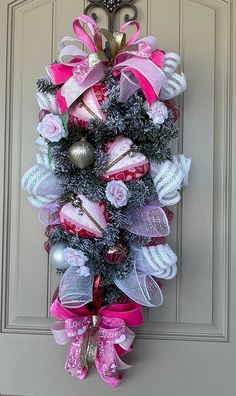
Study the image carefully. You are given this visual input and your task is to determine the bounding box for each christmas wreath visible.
[22,14,191,387]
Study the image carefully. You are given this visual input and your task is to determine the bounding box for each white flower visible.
[76,266,90,277]
[144,100,168,125]
[37,113,67,142]
[62,248,88,267]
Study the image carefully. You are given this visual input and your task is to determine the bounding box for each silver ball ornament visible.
[49,242,69,270]
[68,137,95,169]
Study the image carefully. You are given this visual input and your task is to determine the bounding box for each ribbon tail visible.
[51,321,88,380]
[95,350,122,387]
[95,345,133,387]
[115,350,132,370]
[51,321,70,345]
[65,336,88,380]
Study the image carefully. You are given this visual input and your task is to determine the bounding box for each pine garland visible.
[45,75,180,283]
[37,77,61,94]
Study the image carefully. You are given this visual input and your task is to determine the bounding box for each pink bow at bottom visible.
[50,298,144,387]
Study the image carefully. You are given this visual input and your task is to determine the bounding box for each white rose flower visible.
[144,100,168,125]
[62,248,88,267]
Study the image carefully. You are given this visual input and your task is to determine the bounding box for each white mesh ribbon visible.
[36,91,62,114]
[38,200,61,225]
[35,136,49,154]
[59,260,164,308]
[59,266,94,308]
[134,244,177,280]
[160,52,187,100]
[151,155,191,206]
[172,154,191,187]
[114,268,163,307]
[21,153,63,208]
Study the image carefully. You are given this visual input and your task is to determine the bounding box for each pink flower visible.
[144,100,168,125]
[105,180,130,208]
[37,113,67,142]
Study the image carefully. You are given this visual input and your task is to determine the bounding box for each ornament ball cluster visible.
[22,14,191,387]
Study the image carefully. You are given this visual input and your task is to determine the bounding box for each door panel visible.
[0,0,235,395]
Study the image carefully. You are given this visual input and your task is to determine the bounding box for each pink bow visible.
[51,298,144,387]
[47,15,167,113]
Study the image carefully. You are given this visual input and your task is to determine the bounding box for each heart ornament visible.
[69,83,107,128]
[59,194,108,239]
[101,135,150,182]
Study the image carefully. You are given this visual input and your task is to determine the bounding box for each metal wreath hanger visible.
[84,0,138,33]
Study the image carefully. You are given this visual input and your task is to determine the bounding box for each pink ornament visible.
[59,195,108,239]
[69,83,107,128]
[101,136,150,182]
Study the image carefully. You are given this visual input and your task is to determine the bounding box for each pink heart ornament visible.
[59,194,108,239]
[101,135,150,182]
[69,83,107,128]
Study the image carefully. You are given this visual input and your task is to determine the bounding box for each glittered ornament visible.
[68,137,95,169]
[103,242,128,264]
[49,242,69,270]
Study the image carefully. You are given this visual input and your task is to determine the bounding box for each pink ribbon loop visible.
[119,19,141,45]
[50,299,143,387]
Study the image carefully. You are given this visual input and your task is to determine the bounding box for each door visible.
[0,0,236,395]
